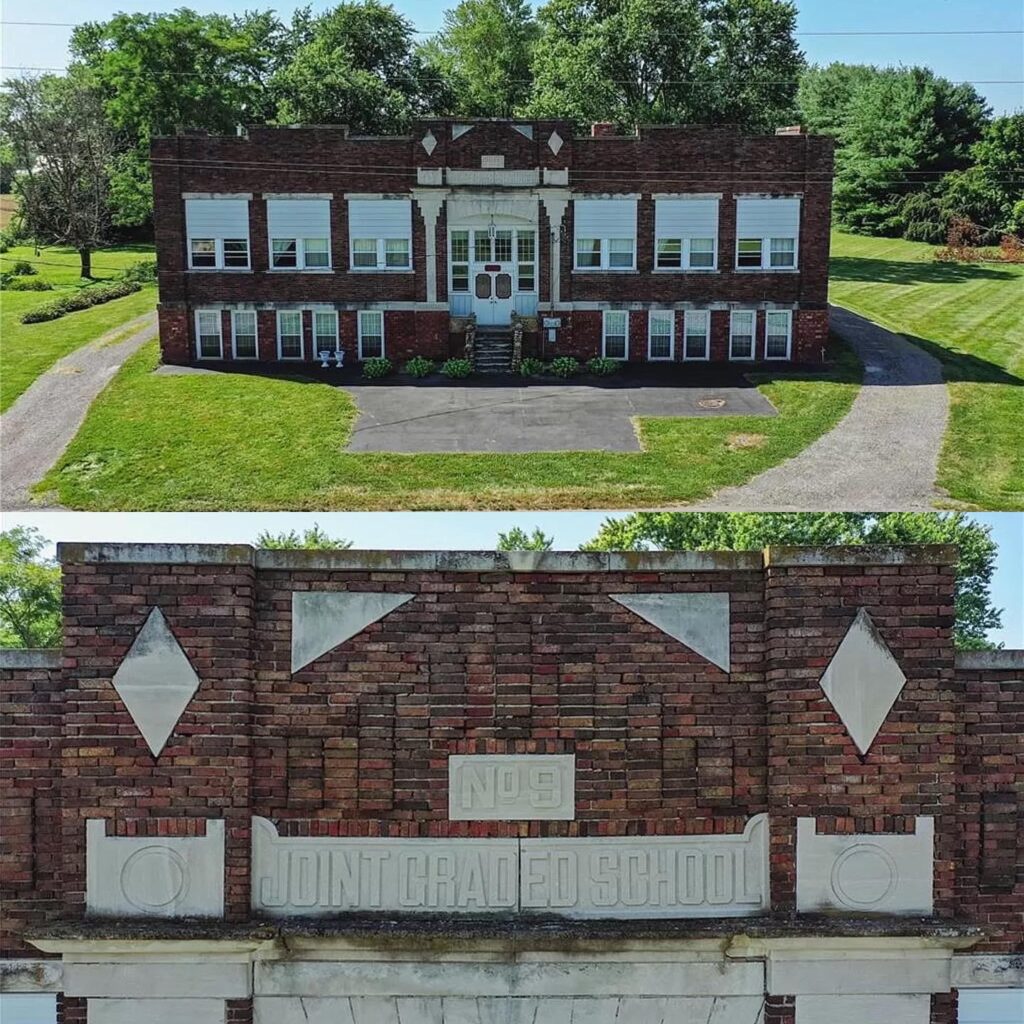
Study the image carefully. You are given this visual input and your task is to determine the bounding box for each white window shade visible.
[267,199,331,240]
[655,198,719,238]
[185,198,249,239]
[574,198,637,238]
[348,199,412,240]
[736,197,801,238]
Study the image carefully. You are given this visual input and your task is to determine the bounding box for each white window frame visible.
[270,236,332,271]
[194,309,223,360]
[276,310,305,361]
[231,309,258,360]
[358,310,385,359]
[188,237,250,271]
[313,310,340,356]
[647,310,675,361]
[764,309,793,361]
[729,310,757,361]
[574,236,636,271]
[682,310,711,361]
[735,196,801,271]
[602,310,629,360]
[655,236,718,272]
[349,237,412,271]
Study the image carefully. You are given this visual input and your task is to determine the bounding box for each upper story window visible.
[348,198,412,271]
[735,196,800,270]
[574,197,637,271]
[267,198,332,271]
[654,197,719,270]
[185,198,250,270]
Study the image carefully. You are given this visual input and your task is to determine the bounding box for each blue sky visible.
[4,511,1022,648]
[2,0,1022,114]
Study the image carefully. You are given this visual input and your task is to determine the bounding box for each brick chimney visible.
[591,122,617,137]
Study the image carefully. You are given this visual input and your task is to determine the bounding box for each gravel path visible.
[692,305,949,511]
[1,312,157,509]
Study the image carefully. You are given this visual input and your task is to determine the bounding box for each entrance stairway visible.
[473,328,514,374]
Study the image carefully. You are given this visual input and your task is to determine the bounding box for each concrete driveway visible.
[343,377,777,453]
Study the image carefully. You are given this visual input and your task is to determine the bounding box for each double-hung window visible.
[358,310,385,359]
[231,310,258,359]
[736,197,800,270]
[314,311,339,355]
[348,199,412,271]
[195,309,223,359]
[654,197,719,271]
[517,231,536,291]
[683,310,711,360]
[765,310,792,360]
[267,198,332,271]
[729,311,756,360]
[602,310,629,360]
[574,197,637,270]
[185,198,250,270]
[647,311,674,360]
[450,230,470,292]
[277,310,304,360]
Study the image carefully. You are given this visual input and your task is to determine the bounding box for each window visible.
[358,310,384,359]
[602,310,629,360]
[735,196,800,270]
[475,232,492,262]
[348,198,412,271]
[648,311,674,360]
[654,197,719,271]
[232,310,257,359]
[277,310,304,360]
[272,238,298,269]
[314,311,339,355]
[304,238,330,268]
[494,229,512,262]
[271,237,329,270]
[765,310,792,360]
[451,230,470,292]
[574,197,637,270]
[185,197,250,270]
[729,311,756,360]
[267,198,332,271]
[683,310,710,360]
[517,231,535,291]
[195,309,223,359]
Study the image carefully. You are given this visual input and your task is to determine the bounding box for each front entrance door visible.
[471,228,514,326]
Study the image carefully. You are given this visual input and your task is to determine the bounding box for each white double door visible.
[471,227,515,327]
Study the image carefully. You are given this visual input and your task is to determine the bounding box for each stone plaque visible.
[251,814,768,918]
[448,755,575,821]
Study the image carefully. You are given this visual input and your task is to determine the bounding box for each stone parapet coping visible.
[57,543,958,572]
[0,649,61,669]
[956,649,1024,671]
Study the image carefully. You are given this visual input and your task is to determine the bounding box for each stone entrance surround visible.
[1,546,1022,1024]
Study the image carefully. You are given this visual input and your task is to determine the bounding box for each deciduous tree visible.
[0,528,61,649]
[256,525,353,549]
[497,527,555,550]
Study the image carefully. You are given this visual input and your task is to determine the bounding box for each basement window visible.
[358,310,385,359]
[195,309,223,359]
[231,310,258,359]
[277,310,304,359]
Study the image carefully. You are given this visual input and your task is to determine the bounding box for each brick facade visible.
[2,544,1020,1023]
[152,119,834,368]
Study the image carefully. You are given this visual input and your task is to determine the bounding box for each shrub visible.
[549,355,580,378]
[999,234,1024,263]
[19,279,141,323]
[361,356,393,379]
[440,357,473,379]
[10,259,37,276]
[519,356,546,377]
[120,259,157,284]
[403,356,434,378]
[3,277,53,291]
[586,356,620,376]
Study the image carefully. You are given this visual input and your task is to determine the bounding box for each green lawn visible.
[35,340,861,511]
[829,231,1024,510]
[0,244,156,412]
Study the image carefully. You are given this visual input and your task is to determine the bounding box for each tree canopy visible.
[256,525,354,549]
[0,528,62,649]
[496,526,555,550]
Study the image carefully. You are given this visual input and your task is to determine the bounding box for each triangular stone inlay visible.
[291,591,415,674]
[111,608,201,757]
[819,608,907,755]
[610,592,730,672]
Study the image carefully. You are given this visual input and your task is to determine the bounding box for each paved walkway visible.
[693,305,949,510]
[1,312,158,509]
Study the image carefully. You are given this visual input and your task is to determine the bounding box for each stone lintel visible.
[0,649,61,669]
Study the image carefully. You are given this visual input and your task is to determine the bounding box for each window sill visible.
[651,268,719,274]
[267,268,335,274]
[682,356,711,362]
[187,268,252,273]
[728,355,756,362]
[573,268,639,274]
[348,268,414,274]
[648,355,675,362]
[733,267,800,274]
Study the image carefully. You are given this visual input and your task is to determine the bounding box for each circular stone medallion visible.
[120,846,189,911]
[830,843,898,908]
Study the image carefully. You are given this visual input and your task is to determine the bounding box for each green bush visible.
[403,356,434,378]
[19,279,141,324]
[549,355,580,378]
[361,356,393,379]
[3,276,53,291]
[120,259,157,284]
[586,356,620,376]
[519,356,546,377]
[10,259,37,276]
[440,357,473,379]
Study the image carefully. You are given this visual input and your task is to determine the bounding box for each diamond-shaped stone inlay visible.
[610,592,730,672]
[111,608,200,757]
[292,591,415,673]
[421,129,437,155]
[547,130,563,155]
[818,608,907,755]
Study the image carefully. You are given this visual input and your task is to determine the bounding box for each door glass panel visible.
[495,273,512,299]
[474,232,492,262]
[475,273,491,298]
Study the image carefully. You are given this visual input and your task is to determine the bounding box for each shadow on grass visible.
[903,335,1023,386]
[830,255,1018,286]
